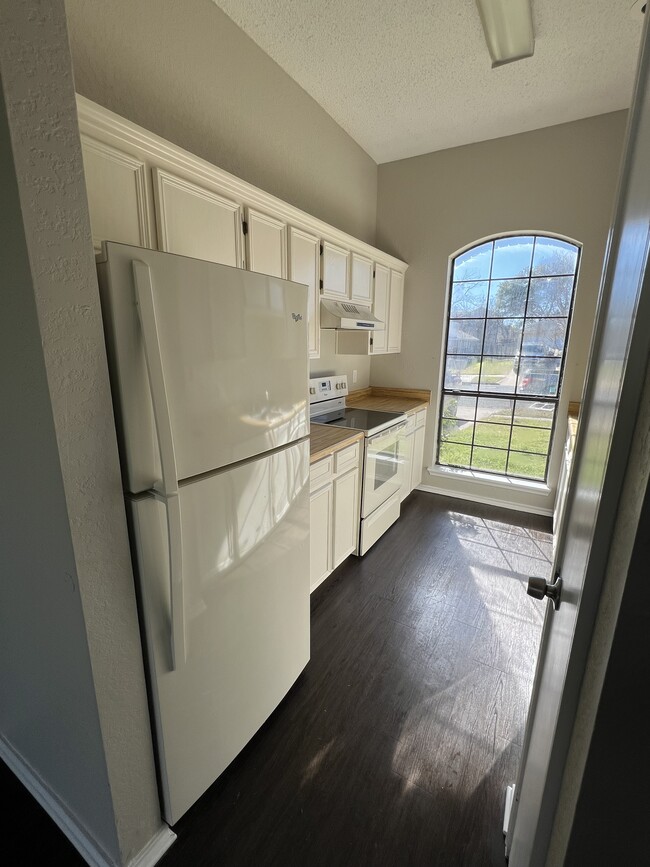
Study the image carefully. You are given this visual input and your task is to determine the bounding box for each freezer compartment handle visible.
[133,259,186,668]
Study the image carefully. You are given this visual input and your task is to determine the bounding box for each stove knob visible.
[309,387,316,394]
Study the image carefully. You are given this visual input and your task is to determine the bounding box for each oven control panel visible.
[308,374,348,403]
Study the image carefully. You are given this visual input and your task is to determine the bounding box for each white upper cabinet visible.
[153,168,244,267]
[288,226,320,359]
[81,136,153,253]
[321,241,350,299]
[371,263,390,354]
[245,207,287,278]
[387,269,404,353]
[350,252,373,305]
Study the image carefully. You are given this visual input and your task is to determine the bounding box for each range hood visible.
[320,299,384,330]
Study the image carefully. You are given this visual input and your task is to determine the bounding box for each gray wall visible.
[64,0,378,247]
[374,112,628,508]
[0,2,163,863]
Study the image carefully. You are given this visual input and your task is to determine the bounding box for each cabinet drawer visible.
[334,442,360,475]
[415,409,427,428]
[310,456,333,490]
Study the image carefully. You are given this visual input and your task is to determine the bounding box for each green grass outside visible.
[439,420,549,479]
[463,359,512,376]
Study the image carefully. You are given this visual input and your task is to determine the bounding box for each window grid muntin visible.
[438,235,580,483]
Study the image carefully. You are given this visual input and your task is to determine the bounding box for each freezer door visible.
[97,242,308,493]
[128,440,310,825]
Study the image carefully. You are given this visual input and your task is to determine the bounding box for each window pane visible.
[517,358,561,396]
[445,355,481,391]
[471,447,507,474]
[531,238,579,277]
[514,400,554,429]
[450,281,489,318]
[440,419,474,444]
[477,397,513,424]
[447,319,484,354]
[510,426,551,454]
[474,422,510,449]
[453,243,493,282]
[483,318,523,356]
[487,278,529,317]
[491,236,535,279]
[528,277,573,317]
[442,394,477,421]
[439,442,471,468]
[522,318,568,355]
[507,451,547,480]
[479,356,517,393]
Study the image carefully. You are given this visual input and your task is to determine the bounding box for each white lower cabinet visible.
[410,415,426,491]
[309,442,361,592]
[309,482,333,591]
[398,409,427,501]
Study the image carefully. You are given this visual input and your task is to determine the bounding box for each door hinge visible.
[320,244,323,256]
[319,279,323,290]
[242,220,248,236]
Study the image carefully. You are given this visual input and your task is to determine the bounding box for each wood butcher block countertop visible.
[309,424,364,464]
[346,386,431,415]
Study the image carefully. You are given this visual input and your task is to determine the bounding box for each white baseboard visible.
[0,736,175,867]
[415,484,554,517]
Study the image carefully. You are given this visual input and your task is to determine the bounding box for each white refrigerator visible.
[96,242,310,825]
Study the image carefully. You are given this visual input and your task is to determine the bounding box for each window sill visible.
[426,464,551,496]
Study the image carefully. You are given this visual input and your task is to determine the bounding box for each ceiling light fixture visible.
[475,0,535,68]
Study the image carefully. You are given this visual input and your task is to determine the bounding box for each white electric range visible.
[309,375,407,555]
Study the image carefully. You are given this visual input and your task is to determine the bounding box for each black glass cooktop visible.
[320,407,404,435]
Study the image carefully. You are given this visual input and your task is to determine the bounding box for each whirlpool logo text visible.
[291,313,303,322]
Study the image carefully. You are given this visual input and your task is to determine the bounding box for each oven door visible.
[362,422,407,519]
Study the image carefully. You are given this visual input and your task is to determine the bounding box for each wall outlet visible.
[352,369,358,383]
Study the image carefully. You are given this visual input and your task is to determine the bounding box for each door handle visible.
[527,574,562,610]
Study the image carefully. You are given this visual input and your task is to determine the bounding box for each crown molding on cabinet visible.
[75,94,407,274]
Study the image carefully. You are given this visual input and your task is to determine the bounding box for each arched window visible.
[437,234,580,482]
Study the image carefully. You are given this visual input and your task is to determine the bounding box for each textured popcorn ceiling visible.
[212,0,643,163]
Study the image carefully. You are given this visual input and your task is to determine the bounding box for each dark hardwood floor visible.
[3,491,552,866]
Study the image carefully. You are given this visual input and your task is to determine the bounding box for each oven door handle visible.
[368,421,407,444]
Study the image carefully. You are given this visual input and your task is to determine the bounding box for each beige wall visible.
[311,330,372,390]
[373,111,628,509]
[64,0,378,246]
[0,2,164,864]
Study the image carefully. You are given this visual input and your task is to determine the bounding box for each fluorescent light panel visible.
[476,0,535,68]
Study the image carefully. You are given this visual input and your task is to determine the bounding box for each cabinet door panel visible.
[289,226,320,358]
[411,424,426,492]
[350,252,373,305]
[310,483,332,591]
[333,468,359,567]
[387,270,404,353]
[246,208,287,278]
[371,263,390,354]
[154,168,243,267]
[322,241,349,299]
[81,137,153,253]
[399,431,414,502]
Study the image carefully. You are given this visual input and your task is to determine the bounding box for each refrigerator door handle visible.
[133,259,186,668]
[132,259,179,498]
[153,490,186,670]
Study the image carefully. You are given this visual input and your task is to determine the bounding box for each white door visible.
[387,269,404,353]
[508,29,650,865]
[129,440,310,825]
[371,263,389,354]
[289,226,320,359]
[153,168,244,267]
[350,252,373,304]
[97,243,309,492]
[81,136,154,253]
[321,241,349,299]
[310,482,332,590]
[332,467,359,567]
[245,207,287,278]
